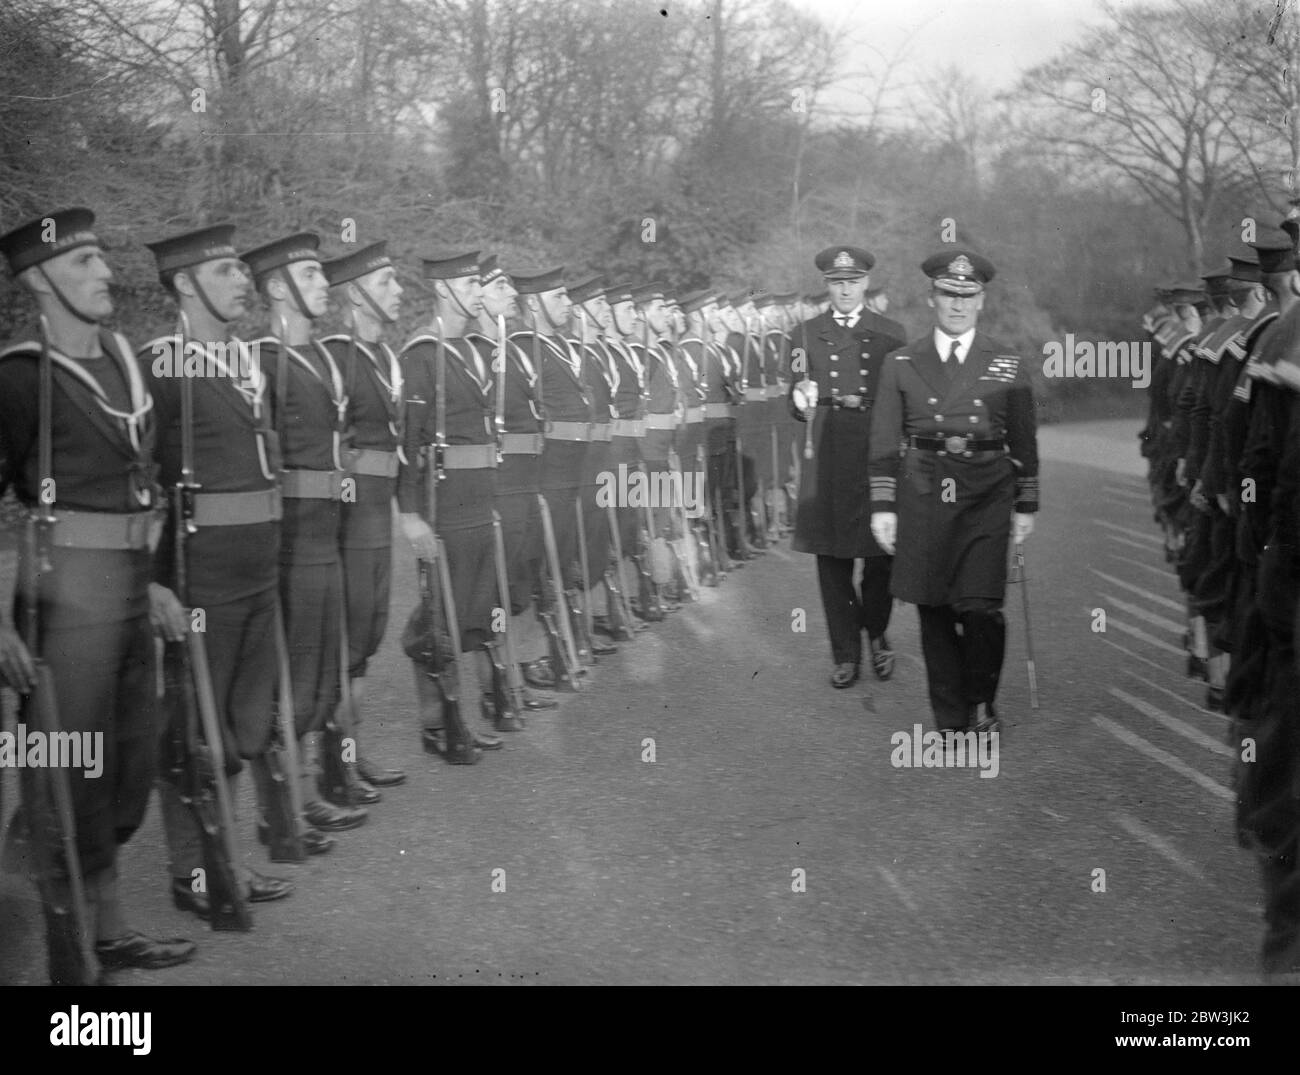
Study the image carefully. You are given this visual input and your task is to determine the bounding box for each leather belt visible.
[644,413,677,429]
[193,487,282,526]
[280,468,346,499]
[702,403,731,418]
[819,395,869,410]
[743,387,768,402]
[684,406,704,423]
[501,432,545,455]
[49,508,162,551]
[439,444,498,469]
[545,421,592,442]
[590,423,612,442]
[909,435,1005,454]
[610,419,645,438]
[347,448,400,478]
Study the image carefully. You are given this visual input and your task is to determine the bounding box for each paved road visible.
[0,419,1266,984]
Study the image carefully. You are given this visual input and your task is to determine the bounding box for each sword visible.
[1014,541,1040,711]
[493,314,507,463]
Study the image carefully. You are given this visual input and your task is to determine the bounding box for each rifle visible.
[572,497,597,664]
[169,324,251,929]
[487,508,527,723]
[319,563,361,805]
[413,550,477,763]
[536,493,585,689]
[268,600,306,861]
[16,316,100,981]
[602,499,637,639]
[734,325,756,556]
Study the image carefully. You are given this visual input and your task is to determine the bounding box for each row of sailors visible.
[0,207,840,982]
[1138,215,1300,976]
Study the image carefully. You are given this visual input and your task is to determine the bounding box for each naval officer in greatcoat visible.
[868,250,1038,733]
[789,246,906,688]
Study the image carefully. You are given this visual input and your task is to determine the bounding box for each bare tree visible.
[1011,0,1261,271]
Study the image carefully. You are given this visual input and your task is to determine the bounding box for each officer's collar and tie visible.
[832,304,864,329]
[934,326,976,365]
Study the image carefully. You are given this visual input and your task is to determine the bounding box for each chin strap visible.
[36,265,100,325]
[187,273,233,325]
[354,281,396,327]
[442,279,478,324]
[278,265,315,321]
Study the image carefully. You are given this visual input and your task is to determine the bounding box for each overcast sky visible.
[786,0,1156,117]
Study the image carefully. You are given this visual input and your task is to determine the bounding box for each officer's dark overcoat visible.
[867,332,1038,606]
[787,309,905,558]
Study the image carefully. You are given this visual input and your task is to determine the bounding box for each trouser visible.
[16,610,158,880]
[342,543,392,678]
[917,599,1006,730]
[815,555,893,665]
[157,589,279,878]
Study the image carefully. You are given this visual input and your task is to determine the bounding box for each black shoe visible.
[523,659,557,689]
[521,687,558,711]
[1206,685,1225,712]
[256,821,335,857]
[830,662,860,688]
[483,695,526,732]
[421,727,483,765]
[171,879,212,920]
[356,756,406,787]
[247,870,294,903]
[300,827,335,856]
[318,772,381,808]
[303,799,368,832]
[591,638,618,656]
[473,729,504,750]
[1187,654,1208,681]
[970,702,1000,735]
[869,634,895,681]
[95,930,196,970]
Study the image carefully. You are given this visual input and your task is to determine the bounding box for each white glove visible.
[400,512,438,561]
[871,512,897,555]
[1011,513,1034,543]
[792,378,818,418]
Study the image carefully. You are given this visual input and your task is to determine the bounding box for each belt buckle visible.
[843,395,862,410]
[943,435,967,454]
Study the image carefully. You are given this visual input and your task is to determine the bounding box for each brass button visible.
[927,397,938,405]
[935,414,944,421]
[829,370,838,377]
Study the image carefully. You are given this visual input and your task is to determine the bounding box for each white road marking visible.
[876,865,918,913]
[1105,617,1185,656]
[1106,687,1234,757]
[1108,534,1165,554]
[1088,569,1184,612]
[1107,553,1175,580]
[1099,635,1185,682]
[1095,519,1164,544]
[1097,593,1184,635]
[1092,715,1234,801]
[1102,485,1151,501]
[1113,812,1204,880]
[1123,670,1222,721]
